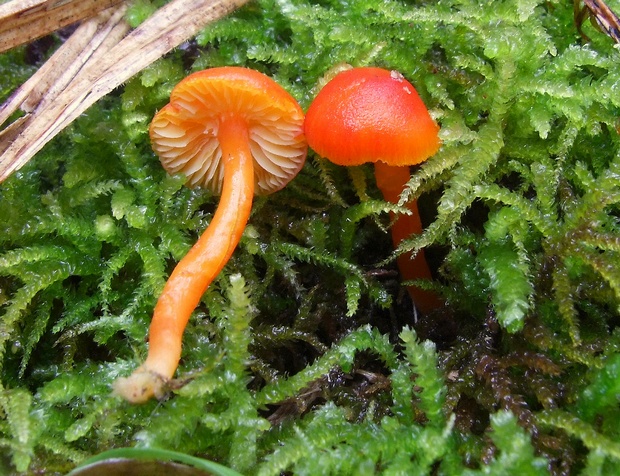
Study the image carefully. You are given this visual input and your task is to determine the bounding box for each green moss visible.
[1,0,620,473]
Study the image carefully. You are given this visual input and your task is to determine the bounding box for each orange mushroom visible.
[114,67,307,403]
[304,67,441,314]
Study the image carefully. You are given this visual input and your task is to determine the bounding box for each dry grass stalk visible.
[0,0,249,182]
[0,0,125,54]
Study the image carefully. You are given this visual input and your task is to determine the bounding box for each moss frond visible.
[256,327,453,474]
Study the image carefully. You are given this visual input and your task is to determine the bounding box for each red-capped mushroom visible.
[114,67,307,403]
[304,67,441,314]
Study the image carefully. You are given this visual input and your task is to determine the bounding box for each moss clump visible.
[1,0,620,474]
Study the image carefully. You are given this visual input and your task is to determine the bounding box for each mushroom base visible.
[112,367,169,403]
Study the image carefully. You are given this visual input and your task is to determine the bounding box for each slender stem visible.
[114,116,254,402]
[374,161,442,314]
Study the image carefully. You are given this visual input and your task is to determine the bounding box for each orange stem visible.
[114,117,254,402]
[374,161,442,314]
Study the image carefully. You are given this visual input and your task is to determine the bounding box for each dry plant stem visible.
[374,162,442,314]
[0,0,124,54]
[0,0,249,182]
[0,5,129,128]
[114,117,255,403]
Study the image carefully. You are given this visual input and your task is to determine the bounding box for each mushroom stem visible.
[113,117,254,402]
[374,161,442,314]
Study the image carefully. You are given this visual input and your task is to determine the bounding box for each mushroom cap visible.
[304,67,440,167]
[149,67,307,195]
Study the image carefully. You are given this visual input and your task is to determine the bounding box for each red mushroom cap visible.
[304,67,440,167]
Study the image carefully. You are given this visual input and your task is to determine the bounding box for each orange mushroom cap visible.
[304,67,440,167]
[150,67,307,195]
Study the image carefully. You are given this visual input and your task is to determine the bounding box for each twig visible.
[574,0,620,43]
